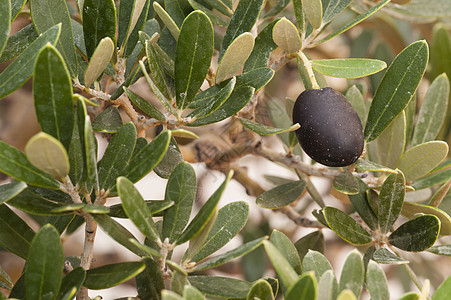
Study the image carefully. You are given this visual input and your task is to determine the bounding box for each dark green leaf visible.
[355,159,397,174]
[243,19,278,72]
[0,0,10,58]
[108,200,173,217]
[333,172,359,195]
[0,23,38,63]
[69,101,85,185]
[256,180,305,209]
[84,115,99,191]
[165,0,192,27]
[323,206,372,245]
[263,240,298,288]
[84,262,145,289]
[247,279,274,300]
[428,245,451,256]
[30,0,78,76]
[162,162,197,243]
[187,0,229,27]
[26,224,63,300]
[153,2,180,40]
[311,58,386,78]
[239,118,300,135]
[98,123,136,190]
[401,201,451,236]
[378,171,405,234]
[124,87,166,121]
[322,0,351,23]
[11,0,26,21]
[347,178,378,230]
[263,0,290,18]
[82,0,116,58]
[188,276,252,298]
[269,230,301,274]
[365,40,429,142]
[171,270,188,295]
[0,181,27,205]
[184,209,218,263]
[338,250,363,298]
[294,231,325,262]
[366,260,389,300]
[286,272,316,300]
[302,250,333,281]
[373,248,409,264]
[235,67,275,91]
[137,258,164,300]
[154,138,184,179]
[202,0,232,16]
[388,215,440,252]
[146,40,172,100]
[57,267,86,299]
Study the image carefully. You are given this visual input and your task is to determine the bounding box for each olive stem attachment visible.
[296,50,320,90]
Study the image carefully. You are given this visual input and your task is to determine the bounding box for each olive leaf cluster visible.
[1,0,451,299]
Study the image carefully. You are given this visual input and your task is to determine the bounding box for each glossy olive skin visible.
[292,87,364,167]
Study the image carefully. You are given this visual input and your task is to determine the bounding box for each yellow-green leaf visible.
[84,37,115,88]
[272,17,301,54]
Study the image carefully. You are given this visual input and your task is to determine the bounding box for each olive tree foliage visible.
[1,0,451,299]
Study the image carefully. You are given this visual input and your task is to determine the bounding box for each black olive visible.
[292,87,364,167]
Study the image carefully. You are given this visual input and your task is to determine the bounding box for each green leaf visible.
[347,178,378,230]
[188,276,252,298]
[323,206,372,245]
[183,285,205,300]
[6,189,72,216]
[337,290,357,300]
[373,248,409,264]
[25,132,69,181]
[388,214,440,252]
[239,117,299,135]
[153,2,180,40]
[26,224,63,300]
[398,292,420,300]
[82,0,116,58]
[57,267,86,299]
[345,85,366,125]
[118,176,160,242]
[263,240,298,289]
[69,101,85,185]
[428,245,451,256]
[286,272,316,300]
[256,180,305,209]
[397,141,448,182]
[302,250,333,281]
[119,0,147,47]
[0,181,27,205]
[0,23,38,63]
[317,270,338,300]
[411,169,451,190]
[0,24,60,99]
[389,0,451,18]
[0,0,10,58]
[0,204,35,259]
[187,0,228,27]
[338,250,363,298]
[136,258,165,300]
[84,37,115,87]
[176,170,232,245]
[190,201,249,262]
[311,58,386,79]
[322,0,352,24]
[98,123,136,190]
[162,290,184,300]
[108,200,173,217]
[216,33,255,83]
[188,86,255,126]
[184,209,218,263]
[355,159,397,174]
[412,74,450,146]
[401,201,451,236]
[146,40,173,100]
[247,279,274,300]
[30,0,78,76]
[433,275,451,300]
[120,130,172,185]
[193,236,266,271]
[294,231,325,262]
[235,67,275,91]
[378,171,405,234]
[125,87,166,122]
[333,172,359,195]
[154,138,184,179]
[84,262,145,289]
[84,115,99,190]
[270,230,301,274]
[301,0,322,29]
[175,11,213,110]
[317,0,390,45]
[365,40,429,142]
[0,141,60,189]
[92,106,123,133]
[202,0,232,16]
[366,260,389,300]
[272,17,301,54]
[243,19,278,72]
[219,0,264,61]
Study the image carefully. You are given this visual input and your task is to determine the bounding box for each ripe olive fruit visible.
[292,87,364,167]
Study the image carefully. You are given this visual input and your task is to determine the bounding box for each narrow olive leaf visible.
[317,270,338,300]
[311,59,386,79]
[84,116,99,191]
[0,23,38,63]
[26,224,63,300]
[389,0,451,18]
[322,0,351,24]
[272,17,302,54]
[0,181,27,205]
[162,162,197,243]
[0,204,35,259]
[355,159,397,174]
[302,250,333,281]
[263,240,298,289]
[366,260,389,300]
[412,74,450,146]
[124,88,166,121]
[216,33,255,83]
[247,279,274,300]
[146,40,172,100]
[82,0,116,58]
[365,40,429,142]
[323,207,372,245]
[25,132,69,181]
[33,44,74,151]
[118,177,160,242]
[153,2,180,40]
[301,0,322,29]
[270,230,302,274]
[187,86,255,126]
[123,0,147,46]
[91,214,148,256]
[294,231,325,262]
[84,37,114,88]
[188,276,253,299]
[0,141,60,189]
[176,170,232,245]
[244,20,278,72]
[401,201,451,236]
[129,239,162,257]
[183,285,205,300]
[397,141,448,182]
[98,123,136,190]
[30,0,77,76]
[0,24,60,99]
[118,0,136,47]
[187,0,228,27]
[190,201,249,262]
[175,11,213,110]
[154,138,184,179]
[0,0,10,57]
[433,275,451,300]
[120,130,172,184]
[411,169,451,190]
[333,172,359,195]
[184,209,217,263]
[286,272,316,300]
[339,250,364,298]
[378,171,405,234]
[92,106,122,133]
[136,258,164,300]
[235,67,275,91]
[57,267,86,299]
[428,245,451,256]
[171,129,199,140]
[193,237,266,271]
[373,248,409,264]
[374,111,406,169]
[347,179,378,230]
[318,0,390,45]
[256,180,306,209]
[219,0,264,61]
[345,85,366,125]
[202,0,232,16]
[0,264,13,289]
[239,118,300,135]
[388,215,440,252]
[84,262,145,290]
